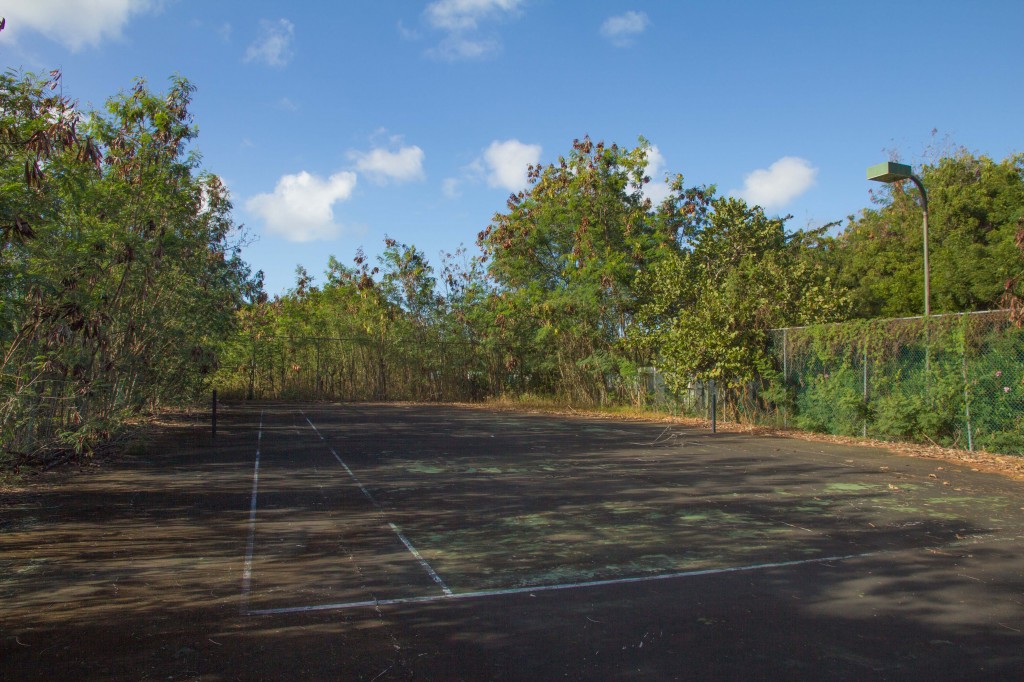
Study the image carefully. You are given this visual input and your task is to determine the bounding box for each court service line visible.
[303,411,453,597]
[389,522,454,596]
[247,550,879,616]
[240,410,265,613]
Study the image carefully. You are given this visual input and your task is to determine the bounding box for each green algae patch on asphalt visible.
[825,482,876,492]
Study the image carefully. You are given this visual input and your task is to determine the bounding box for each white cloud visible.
[0,0,155,51]
[600,11,649,47]
[425,0,523,31]
[442,177,462,199]
[732,157,818,209]
[484,139,542,191]
[643,145,672,205]
[349,145,426,184]
[245,18,295,68]
[397,20,420,41]
[423,0,523,61]
[438,140,538,198]
[428,35,499,60]
[246,171,357,242]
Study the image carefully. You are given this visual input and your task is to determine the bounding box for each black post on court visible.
[710,379,717,434]
[212,389,217,440]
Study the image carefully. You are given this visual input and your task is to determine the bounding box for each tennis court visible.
[4,401,1024,679]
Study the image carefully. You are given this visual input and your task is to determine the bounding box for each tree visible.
[629,195,845,390]
[378,237,438,328]
[1004,217,1024,326]
[478,136,700,403]
[1,71,258,460]
[838,150,1024,318]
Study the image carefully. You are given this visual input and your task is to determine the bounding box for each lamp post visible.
[866,161,930,317]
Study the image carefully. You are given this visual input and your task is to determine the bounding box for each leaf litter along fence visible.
[643,310,1024,456]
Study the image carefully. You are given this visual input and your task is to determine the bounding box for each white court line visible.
[303,411,453,597]
[240,410,265,613]
[389,522,454,596]
[305,415,377,504]
[247,550,879,616]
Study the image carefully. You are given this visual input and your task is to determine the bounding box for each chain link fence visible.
[771,310,1023,454]
[216,334,648,407]
[212,334,491,403]
[214,312,1023,456]
[634,307,1019,450]
[638,311,1023,455]
[637,368,717,416]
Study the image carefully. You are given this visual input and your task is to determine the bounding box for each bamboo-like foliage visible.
[1,71,258,464]
[213,241,493,402]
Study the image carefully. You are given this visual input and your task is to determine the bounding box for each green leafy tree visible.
[630,195,846,390]
[478,136,697,403]
[838,151,1024,318]
[1,71,258,460]
[379,237,438,328]
[1005,218,1024,326]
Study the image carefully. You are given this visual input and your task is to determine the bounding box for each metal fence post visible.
[782,328,788,380]
[863,338,869,439]
[782,328,789,428]
[710,379,717,434]
[247,338,256,400]
[961,321,974,452]
[315,338,322,399]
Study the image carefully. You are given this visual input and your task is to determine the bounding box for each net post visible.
[212,389,217,440]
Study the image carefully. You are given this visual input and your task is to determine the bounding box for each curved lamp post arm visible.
[907,174,930,318]
[867,162,931,317]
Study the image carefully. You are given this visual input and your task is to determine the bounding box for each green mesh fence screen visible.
[772,311,1024,454]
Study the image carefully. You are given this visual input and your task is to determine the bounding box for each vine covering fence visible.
[769,310,1023,454]
[213,311,1023,456]
[639,310,1024,455]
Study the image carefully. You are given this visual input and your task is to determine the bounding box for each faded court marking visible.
[247,550,878,616]
[240,410,264,613]
[303,411,452,597]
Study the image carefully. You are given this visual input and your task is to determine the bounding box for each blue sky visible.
[3,0,1023,295]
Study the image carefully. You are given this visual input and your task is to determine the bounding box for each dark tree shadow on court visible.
[2,403,1022,680]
